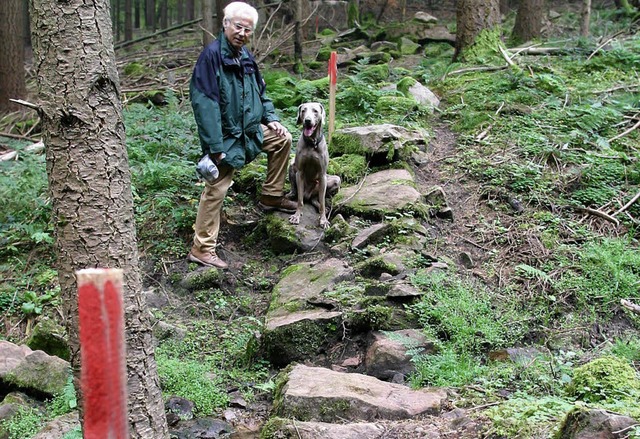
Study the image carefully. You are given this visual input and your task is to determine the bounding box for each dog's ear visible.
[319,103,326,126]
[297,104,304,125]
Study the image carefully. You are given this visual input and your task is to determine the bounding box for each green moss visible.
[375,96,418,115]
[319,399,351,419]
[264,214,300,254]
[182,268,224,291]
[260,417,292,439]
[397,77,418,96]
[123,62,146,77]
[347,304,393,331]
[26,317,70,361]
[356,256,401,278]
[264,318,339,367]
[461,26,503,64]
[356,64,390,83]
[569,356,640,402]
[316,46,333,62]
[329,133,366,156]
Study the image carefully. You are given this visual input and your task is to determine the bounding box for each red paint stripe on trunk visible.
[77,269,129,439]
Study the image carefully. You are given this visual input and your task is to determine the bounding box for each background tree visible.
[28,0,169,437]
[454,0,501,61]
[512,0,545,44]
[202,0,214,46]
[146,0,156,31]
[581,0,592,37]
[0,0,27,114]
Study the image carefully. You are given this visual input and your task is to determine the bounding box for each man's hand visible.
[267,121,287,137]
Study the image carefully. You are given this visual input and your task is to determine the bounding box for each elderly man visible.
[188,1,296,269]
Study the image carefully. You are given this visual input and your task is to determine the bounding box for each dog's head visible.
[297,102,325,140]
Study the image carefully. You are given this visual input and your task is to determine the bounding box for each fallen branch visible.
[498,43,515,66]
[588,29,626,61]
[621,299,640,315]
[571,206,620,226]
[442,65,507,80]
[9,99,39,111]
[613,189,640,217]
[608,118,640,143]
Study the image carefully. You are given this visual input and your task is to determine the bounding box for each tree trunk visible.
[0,0,26,114]
[454,0,501,62]
[28,0,169,437]
[125,0,133,41]
[294,0,303,67]
[159,0,168,30]
[186,0,194,21]
[511,0,545,44]
[146,0,156,30]
[214,0,229,36]
[580,0,592,37]
[177,0,184,24]
[134,0,141,29]
[202,0,214,46]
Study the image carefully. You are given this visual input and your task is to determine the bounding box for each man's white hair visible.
[223,2,259,29]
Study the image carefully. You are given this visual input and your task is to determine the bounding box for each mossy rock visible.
[316,46,333,62]
[294,77,330,104]
[308,61,324,70]
[375,95,418,115]
[355,51,392,64]
[234,156,268,193]
[356,255,402,278]
[356,64,390,83]
[26,317,70,361]
[264,214,301,255]
[399,37,421,55]
[569,356,640,402]
[329,133,366,156]
[327,154,367,185]
[266,77,298,108]
[123,62,146,77]
[262,312,341,367]
[396,77,418,96]
[346,304,394,332]
[180,268,225,291]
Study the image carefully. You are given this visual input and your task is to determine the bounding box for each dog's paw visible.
[289,213,302,225]
[319,216,330,229]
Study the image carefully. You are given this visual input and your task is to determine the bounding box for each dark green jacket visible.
[190,33,280,169]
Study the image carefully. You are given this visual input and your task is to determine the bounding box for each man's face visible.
[224,16,254,51]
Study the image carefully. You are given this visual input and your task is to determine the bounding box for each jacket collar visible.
[220,32,247,66]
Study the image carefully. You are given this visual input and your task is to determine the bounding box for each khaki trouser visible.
[193,124,292,253]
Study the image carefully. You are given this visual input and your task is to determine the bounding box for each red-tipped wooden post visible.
[77,268,128,439]
[328,51,337,144]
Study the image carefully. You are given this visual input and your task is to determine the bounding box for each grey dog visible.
[288,102,341,229]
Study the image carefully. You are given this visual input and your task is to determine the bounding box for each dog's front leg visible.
[289,170,304,225]
[318,174,329,229]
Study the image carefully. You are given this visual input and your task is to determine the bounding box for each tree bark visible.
[28,0,169,437]
[294,0,303,66]
[0,0,27,114]
[202,0,214,46]
[511,0,545,44]
[125,0,133,41]
[454,0,501,62]
[146,0,156,31]
[580,0,592,37]
[186,0,195,21]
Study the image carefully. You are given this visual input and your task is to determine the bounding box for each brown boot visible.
[187,247,228,269]
[258,194,297,213]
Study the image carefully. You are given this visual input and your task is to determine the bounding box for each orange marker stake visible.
[77,268,128,439]
[328,51,337,144]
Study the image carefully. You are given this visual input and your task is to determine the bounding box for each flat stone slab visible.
[265,419,442,439]
[277,365,447,422]
[338,169,422,215]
